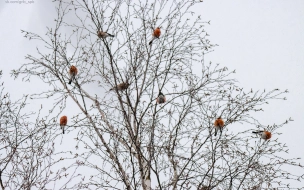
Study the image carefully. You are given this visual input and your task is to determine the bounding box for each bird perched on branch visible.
[156,91,166,104]
[60,116,67,134]
[97,31,115,39]
[149,27,161,45]
[110,82,130,91]
[214,117,224,136]
[199,186,216,190]
[68,65,78,84]
[252,130,272,140]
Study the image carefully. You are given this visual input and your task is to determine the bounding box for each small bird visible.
[59,116,67,134]
[68,65,78,84]
[110,82,130,91]
[97,31,115,39]
[214,117,224,136]
[156,91,166,104]
[149,27,161,45]
[252,130,272,140]
[199,186,215,190]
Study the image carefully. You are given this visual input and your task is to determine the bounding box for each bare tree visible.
[10,0,304,189]
[0,70,59,190]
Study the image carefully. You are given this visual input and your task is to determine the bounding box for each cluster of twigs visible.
[1,0,303,189]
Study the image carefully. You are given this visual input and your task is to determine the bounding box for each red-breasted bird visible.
[110,82,130,91]
[68,65,78,84]
[156,91,166,104]
[97,31,115,39]
[214,117,224,136]
[252,130,272,140]
[60,116,67,134]
[149,27,161,45]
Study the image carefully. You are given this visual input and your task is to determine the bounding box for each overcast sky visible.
[0,0,303,188]
[200,0,304,157]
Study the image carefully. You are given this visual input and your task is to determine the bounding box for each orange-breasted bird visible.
[214,117,224,136]
[60,116,67,134]
[149,27,161,45]
[68,65,78,84]
[252,130,272,140]
[97,31,115,39]
[156,91,166,104]
[110,82,130,91]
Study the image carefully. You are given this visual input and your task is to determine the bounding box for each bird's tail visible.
[108,33,115,37]
[62,126,65,134]
[149,37,155,45]
[252,130,263,134]
[214,129,217,136]
[68,75,74,84]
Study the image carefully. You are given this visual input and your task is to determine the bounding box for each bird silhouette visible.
[97,31,115,38]
[214,117,224,136]
[68,65,78,84]
[110,82,130,91]
[156,91,166,104]
[252,130,272,140]
[60,116,67,134]
[149,27,161,45]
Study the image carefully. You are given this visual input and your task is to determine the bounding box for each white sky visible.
[200,0,304,155]
[0,0,303,188]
